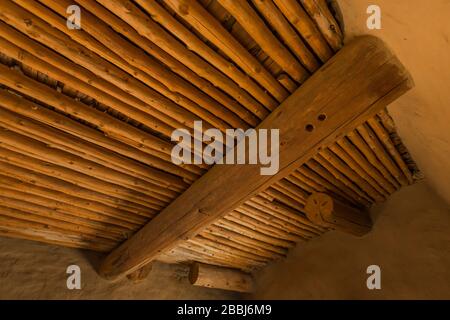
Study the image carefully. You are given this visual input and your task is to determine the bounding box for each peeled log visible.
[189,262,254,293]
[304,193,372,236]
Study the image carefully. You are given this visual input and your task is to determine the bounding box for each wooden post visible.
[304,193,372,236]
[189,262,254,293]
[99,36,413,280]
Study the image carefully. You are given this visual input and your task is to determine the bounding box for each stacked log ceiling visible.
[0,0,419,273]
[99,36,414,279]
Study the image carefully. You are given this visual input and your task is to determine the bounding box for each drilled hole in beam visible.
[305,124,314,132]
[318,114,327,121]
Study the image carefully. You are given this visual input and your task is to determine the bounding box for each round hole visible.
[318,114,327,121]
[305,124,314,132]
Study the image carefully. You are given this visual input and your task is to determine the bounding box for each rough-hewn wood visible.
[97,0,270,119]
[273,0,333,62]
[99,36,413,279]
[299,0,344,52]
[189,262,254,293]
[0,0,419,271]
[304,192,372,236]
[251,0,320,73]
[218,0,309,83]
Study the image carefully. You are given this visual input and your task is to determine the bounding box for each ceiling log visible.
[304,192,372,236]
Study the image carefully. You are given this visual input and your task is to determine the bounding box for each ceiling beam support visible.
[99,36,413,280]
[304,192,372,236]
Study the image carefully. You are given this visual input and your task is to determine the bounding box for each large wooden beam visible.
[99,36,413,280]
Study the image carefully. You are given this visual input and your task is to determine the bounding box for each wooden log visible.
[99,36,413,279]
[180,242,258,270]
[291,170,326,192]
[313,153,373,203]
[215,219,295,248]
[246,198,324,233]
[273,0,333,62]
[285,174,316,193]
[306,159,371,206]
[336,136,398,194]
[0,106,186,192]
[33,0,237,131]
[0,199,125,241]
[189,262,254,293]
[319,148,386,202]
[252,0,320,72]
[193,235,270,263]
[0,63,172,159]
[238,203,320,237]
[0,127,176,201]
[204,225,288,256]
[357,123,409,186]
[99,0,270,119]
[76,0,258,127]
[304,192,372,236]
[346,130,401,189]
[328,143,390,198]
[0,2,192,131]
[299,0,344,52]
[0,184,136,233]
[170,246,253,272]
[377,112,420,177]
[0,87,200,180]
[0,22,203,151]
[269,184,306,207]
[136,0,274,114]
[199,232,281,260]
[185,239,266,268]
[377,110,396,133]
[218,0,308,83]
[277,74,298,93]
[0,213,115,252]
[0,146,165,210]
[0,174,142,228]
[297,166,349,201]
[265,187,305,212]
[0,161,154,219]
[226,211,303,242]
[367,118,414,184]
[164,0,289,103]
[0,32,174,138]
[276,179,310,202]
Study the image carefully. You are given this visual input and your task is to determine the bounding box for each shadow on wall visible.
[250,181,450,299]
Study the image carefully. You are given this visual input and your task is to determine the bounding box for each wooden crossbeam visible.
[304,192,372,236]
[99,36,413,280]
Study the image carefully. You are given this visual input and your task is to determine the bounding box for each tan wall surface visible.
[338,0,450,204]
[250,182,450,299]
[0,237,238,299]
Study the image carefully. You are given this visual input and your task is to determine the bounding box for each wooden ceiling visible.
[0,0,419,273]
